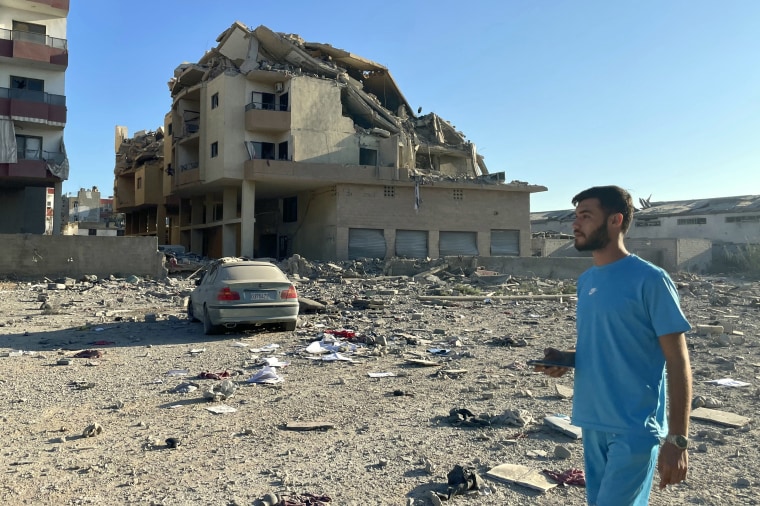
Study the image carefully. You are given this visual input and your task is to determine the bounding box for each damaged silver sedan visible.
[188,259,299,334]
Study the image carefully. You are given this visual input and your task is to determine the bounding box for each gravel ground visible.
[0,264,758,505]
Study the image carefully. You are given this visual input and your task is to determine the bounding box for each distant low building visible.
[531,195,760,245]
[61,186,124,236]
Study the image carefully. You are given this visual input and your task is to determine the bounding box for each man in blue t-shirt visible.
[535,185,692,505]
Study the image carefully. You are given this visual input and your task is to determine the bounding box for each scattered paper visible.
[306,341,330,354]
[206,404,237,414]
[322,352,354,362]
[262,357,290,367]
[166,369,190,377]
[230,342,248,347]
[368,372,397,378]
[705,378,751,387]
[189,348,206,354]
[246,366,284,384]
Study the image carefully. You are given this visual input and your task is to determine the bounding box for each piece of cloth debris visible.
[73,350,104,359]
[542,468,586,487]
[199,370,231,380]
[279,493,331,505]
[446,464,485,498]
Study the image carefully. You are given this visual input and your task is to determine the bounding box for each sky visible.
[63,0,760,212]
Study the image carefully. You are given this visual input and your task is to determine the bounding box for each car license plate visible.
[247,291,272,301]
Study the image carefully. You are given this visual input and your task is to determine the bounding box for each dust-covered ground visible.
[0,260,758,505]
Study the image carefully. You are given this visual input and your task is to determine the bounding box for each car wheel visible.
[282,321,297,332]
[203,305,219,335]
[187,300,199,322]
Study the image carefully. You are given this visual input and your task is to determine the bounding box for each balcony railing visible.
[0,28,68,50]
[180,162,199,172]
[245,101,288,112]
[44,150,65,164]
[0,87,66,106]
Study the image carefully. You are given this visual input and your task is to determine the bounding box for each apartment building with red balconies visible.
[0,0,69,234]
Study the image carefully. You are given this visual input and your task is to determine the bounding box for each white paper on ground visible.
[206,404,237,414]
[246,366,284,384]
[368,372,397,378]
[705,378,751,387]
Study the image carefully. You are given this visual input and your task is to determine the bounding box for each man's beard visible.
[574,221,610,251]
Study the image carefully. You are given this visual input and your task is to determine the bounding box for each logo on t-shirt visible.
[588,287,597,296]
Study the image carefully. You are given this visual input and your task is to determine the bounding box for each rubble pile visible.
[0,258,758,504]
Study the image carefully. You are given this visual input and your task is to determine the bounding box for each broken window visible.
[252,142,275,160]
[283,196,297,223]
[15,135,42,159]
[278,141,289,160]
[211,142,219,158]
[726,215,760,223]
[211,93,219,109]
[360,148,377,166]
[384,186,395,198]
[11,76,44,92]
[453,189,463,200]
[677,217,706,225]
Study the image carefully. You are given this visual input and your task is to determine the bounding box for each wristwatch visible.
[665,434,689,450]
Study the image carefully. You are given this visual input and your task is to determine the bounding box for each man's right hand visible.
[533,347,575,377]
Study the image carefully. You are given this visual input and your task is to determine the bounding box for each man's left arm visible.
[657,331,692,490]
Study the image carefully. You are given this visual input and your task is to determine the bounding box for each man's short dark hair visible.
[572,185,634,233]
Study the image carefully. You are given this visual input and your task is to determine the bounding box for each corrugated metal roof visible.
[531,195,760,221]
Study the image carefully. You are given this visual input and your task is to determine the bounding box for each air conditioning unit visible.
[274,82,284,93]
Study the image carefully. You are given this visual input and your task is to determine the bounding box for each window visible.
[635,220,661,227]
[88,229,97,236]
[252,141,275,160]
[278,141,289,160]
[726,215,760,223]
[453,189,463,200]
[211,93,219,109]
[211,142,219,158]
[283,196,297,223]
[11,76,44,92]
[15,135,42,159]
[167,123,173,136]
[360,148,377,166]
[12,20,46,44]
[384,186,395,198]
[261,92,276,110]
[677,217,706,225]
[137,177,142,189]
[279,92,289,111]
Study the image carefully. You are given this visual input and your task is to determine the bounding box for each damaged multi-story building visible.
[0,0,69,235]
[114,22,546,260]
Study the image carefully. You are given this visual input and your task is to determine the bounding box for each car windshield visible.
[220,264,285,281]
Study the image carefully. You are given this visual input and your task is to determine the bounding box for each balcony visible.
[0,87,66,125]
[0,150,65,182]
[0,29,68,69]
[245,102,290,133]
[5,0,71,15]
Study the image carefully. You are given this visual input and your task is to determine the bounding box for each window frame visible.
[210,141,219,158]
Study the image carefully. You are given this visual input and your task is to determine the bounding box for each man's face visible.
[573,198,610,252]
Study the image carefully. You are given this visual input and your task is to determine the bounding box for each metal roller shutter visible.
[439,231,478,256]
[491,229,520,256]
[395,230,428,258]
[348,228,387,260]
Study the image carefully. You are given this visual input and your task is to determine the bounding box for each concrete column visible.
[241,181,255,258]
[429,230,440,259]
[52,181,63,235]
[190,196,204,254]
[156,205,167,244]
[384,228,396,259]
[477,231,490,257]
[336,227,349,260]
[223,187,237,221]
